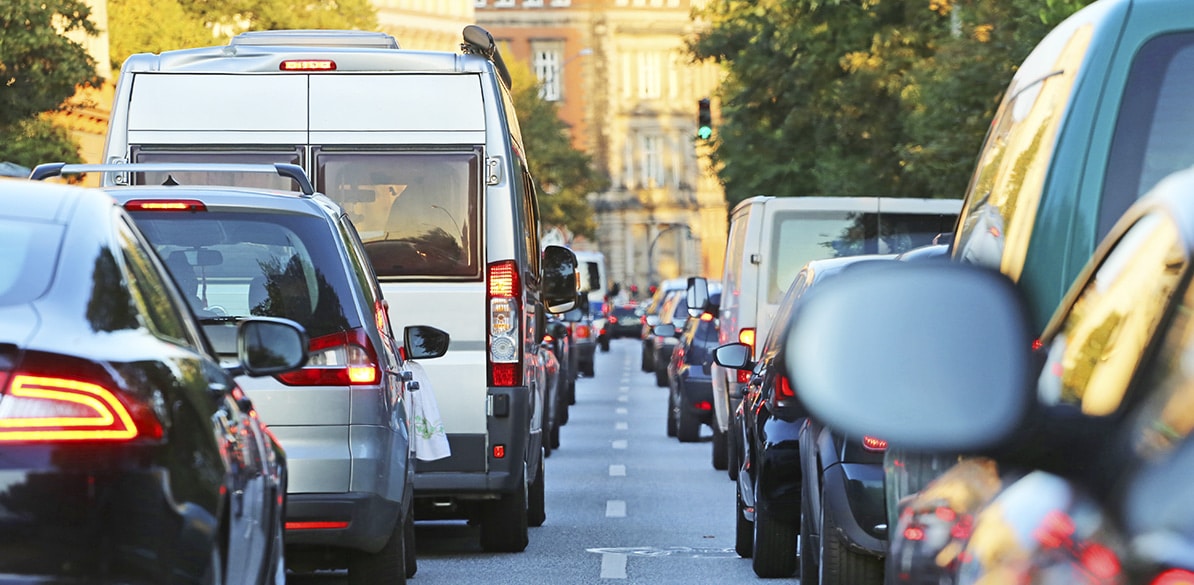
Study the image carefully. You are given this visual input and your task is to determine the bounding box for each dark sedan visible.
[664,287,722,443]
[605,303,642,339]
[0,179,307,583]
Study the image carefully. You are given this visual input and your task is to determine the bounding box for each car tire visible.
[528,451,546,528]
[550,418,561,450]
[666,391,678,438]
[403,510,418,579]
[677,402,700,443]
[819,484,882,585]
[600,338,610,352]
[558,393,570,426]
[582,360,595,378]
[752,503,798,578]
[480,471,530,552]
[642,344,654,372]
[712,425,728,471]
[654,363,668,387]
[727,416,740,481]
[348,513,408,585]
[735,483,754,559]
[800,479,818,585]
[567,376,576,405]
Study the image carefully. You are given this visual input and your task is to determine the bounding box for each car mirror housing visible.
[686,276,709,318]
[652,323,676,338]
[237,317,308,376]
[541,245,578,313]
[713,343,752,370]
[404,325,451,360]
[783,261,1035,454]
[645,314,661,327]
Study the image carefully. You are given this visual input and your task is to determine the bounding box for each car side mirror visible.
[652,323,676,338]
[404,325,451,360]
[686,276,709,318]
[237,317,308,376]
[645,314,661,327]
[541,245,578,313]
[713,343,752,370]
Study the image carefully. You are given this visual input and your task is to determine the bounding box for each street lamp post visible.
[646,223,694,288]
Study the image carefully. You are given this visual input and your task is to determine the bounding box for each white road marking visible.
[600,552,628,579]
[617,395,628,402]
[612,439,628,449]
[609,464,626,476]
[619,385,629,392]
[615,421,628,431]
[606,500,626,517]
[615,407,628,415]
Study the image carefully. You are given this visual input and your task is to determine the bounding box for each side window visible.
[115,216,198,348]
[722,212,750,312]
[522,163,541,277]
[954,22,1093,280]
[1129,276,1194,463]
[338,216,391,338]
[763,269,808,353]
[1037,211,1186,415]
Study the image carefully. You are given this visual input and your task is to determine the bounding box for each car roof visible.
[0,178,110,223]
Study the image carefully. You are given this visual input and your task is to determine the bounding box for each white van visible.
[101,27,578,554]
[706,196,961,471]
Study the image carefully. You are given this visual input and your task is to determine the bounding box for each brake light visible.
[277,329,379,386]
[575,324,591,339]
[286,521,349,530]
[280,59,337,71]
[1034,510,1076,549]
[0,374,162,442]
[776,375,794,399]
[903,526,925,541]
[543,334,554,343]
[609,316,617,324]
[374,300,389,334]
[737,369,751,383]
[488,260,521,387]
[862,436,888,452]
[1153,569,1194,585]
[1079,543,1120,581]
[124,199,206,212]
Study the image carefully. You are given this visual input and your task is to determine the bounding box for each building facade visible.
[476,0,727,295]
[375,0,476,51]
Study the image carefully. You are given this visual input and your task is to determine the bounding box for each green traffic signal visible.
[698,125,712,140]
[697,97,713,140]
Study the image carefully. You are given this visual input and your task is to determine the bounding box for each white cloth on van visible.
[407,360,451,461]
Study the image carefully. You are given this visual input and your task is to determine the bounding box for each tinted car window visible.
[116,217,196,347]
[131,211,360,341]
[0,218,62,305]
[1038,212,1186,415]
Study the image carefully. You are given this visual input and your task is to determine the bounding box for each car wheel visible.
[558,393,570,426]
[582,360,595,377]
[677,402,700,443]
[819,484,882,585]
[712,425,728,471]
[480,468,529,552]
[654,363,668,387]
[403,510,418,579]
[642,344,654,372]
[348,512,408,585]
[727,416,740,481]
[527,450,546,528]
[600,338,610,352]
[752,502,798,578]
[550,417,562,450]
[800,478,818,585]
[735,482,754,559]
[666,390,678,438]
[567,376,576,405]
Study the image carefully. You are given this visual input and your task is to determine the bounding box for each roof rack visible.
[230,29,400,50]
[29,162,316,196]
[460,25,512,90]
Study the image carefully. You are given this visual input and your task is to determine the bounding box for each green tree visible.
[108,0,213,70]
[0,117,84,168]
[508,59,609,239]
[175,0,377,35]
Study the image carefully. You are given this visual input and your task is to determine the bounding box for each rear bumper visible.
[285,492,402,552]
[677,369,714,423]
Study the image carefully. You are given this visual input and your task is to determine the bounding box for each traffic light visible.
[697,98,713,140]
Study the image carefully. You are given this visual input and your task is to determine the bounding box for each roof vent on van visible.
[230,30,400,50]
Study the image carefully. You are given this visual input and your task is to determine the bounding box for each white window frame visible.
[532,42,563,102]
[550,0,572,5]
[475,0,488,7]
[494,0,514,7]
[640,135,664,188]
[524,0,544,6]
[638,52,662,99]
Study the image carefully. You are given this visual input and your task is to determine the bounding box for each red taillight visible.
[609,316,617,324]
[950,514,974,539]
[488,261,519,298]
[1080,543,1121,581]
[903,526,926,541]
[935,506,956,523]
[286,521,349,530]
[488,261,522,387]
[575,324,592,339]
[543,334,554,343]
[737,369,751,383]
[862,435,888,452]
[1152,569,1194,585]
[124,199,207,212]
[0,374,162,442]
[695,401,712,411]
[279,59,337,71]
[277,329,379,386]
[1034,510,1076,549]
[776,375,795,399]
[492,444,506,459]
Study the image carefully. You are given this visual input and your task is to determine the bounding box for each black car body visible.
[0,179,306,583]
[781,168,1194,584]
[640,278,687,373]
[605,303,642,339]
[666,287,722,443]
[541,318,572,454]
[652,288,691,387]
[718,255,890,580]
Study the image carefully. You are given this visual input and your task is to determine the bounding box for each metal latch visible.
[749,253,762,265]
[486,156,502,185]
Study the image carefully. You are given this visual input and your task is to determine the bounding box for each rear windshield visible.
[315,150,481,280]
[767,209,957,302]
[129,211,361,340]
[0,219,62,305]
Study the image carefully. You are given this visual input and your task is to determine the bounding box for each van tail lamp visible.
[0,374,162,442]
[862,436,888,452]
[950,514,974,540]
[776,375,795,399]
[277,329,379,386]
[123,199,207,212]
[286,520,350,531]
[279,59,337,71]
[488,261,522,387]
[903,526,926,542]
[1152,569,1194,585]
[574,324,592,339]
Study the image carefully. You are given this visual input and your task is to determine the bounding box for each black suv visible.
[42,163,450,585]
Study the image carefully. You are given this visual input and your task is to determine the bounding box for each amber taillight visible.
[277,328,379,386]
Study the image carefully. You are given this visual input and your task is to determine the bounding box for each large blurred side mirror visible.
[645,314,661,327]
[686,276,709,318]
[405,325,450,359]
[541,245,578,313]
[713,343,752,370]
[237,317,308,376]
[652,324,676,338]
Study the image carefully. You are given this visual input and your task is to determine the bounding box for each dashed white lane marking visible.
[617,395,628,402]
[619,385,629,392]
[615,407,628,415]
[606,500,626,517]
[615,422,628,431]
[612,439,628,449]
[609,464,626,476]
[600,553,628,579]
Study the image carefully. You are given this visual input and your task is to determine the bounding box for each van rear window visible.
[316,150,481,280]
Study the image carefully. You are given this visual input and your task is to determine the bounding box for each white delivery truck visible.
[101,27,578,555]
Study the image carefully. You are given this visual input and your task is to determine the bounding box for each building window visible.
[641,135,664,188]
[493,0,514,7]
[475,0,487,7]
[550,0,571,5]
[524,0,544,6]
[638,52,662,99]
[532,42,563,101]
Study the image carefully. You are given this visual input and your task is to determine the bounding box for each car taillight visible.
[903,526,926,541]
[277,329,379,386]
[862,436,887,452]
[280,59,337,71]
[1153,569,1194,585]
[776,375,795,399]
[488,260,521,387]
[738,328,756,350]
[1080,543,1121,581]
[123,199,207,212]
[0,373,163,442]
[700,312,714,322]
[575,324,591,339]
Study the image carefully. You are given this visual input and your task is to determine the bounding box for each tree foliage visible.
[689,0,1094,207]
[508,59,610,239]
[0,117,84,169]
[108,0,214,70]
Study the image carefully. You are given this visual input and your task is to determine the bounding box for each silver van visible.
[102,27,578,553]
